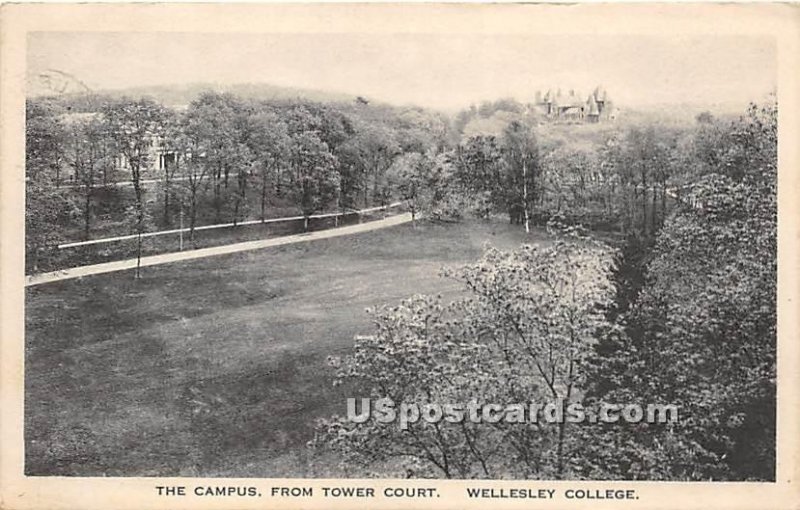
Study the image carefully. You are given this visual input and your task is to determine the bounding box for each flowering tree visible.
[312,225,616,479]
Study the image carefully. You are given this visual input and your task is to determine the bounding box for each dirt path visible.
[26,212,413,287]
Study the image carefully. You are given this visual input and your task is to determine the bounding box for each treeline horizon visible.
[26,89,737,269]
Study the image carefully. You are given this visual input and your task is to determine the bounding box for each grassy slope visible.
[25,218,538,477]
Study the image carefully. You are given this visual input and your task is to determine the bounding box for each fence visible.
[57,202,404,249]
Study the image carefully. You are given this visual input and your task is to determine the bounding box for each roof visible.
[561,93,584,108]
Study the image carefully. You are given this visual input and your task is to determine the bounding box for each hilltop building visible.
[534,86,614,123]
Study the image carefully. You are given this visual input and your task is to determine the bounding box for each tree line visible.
[25,92,451,272]
[27,92,708,273]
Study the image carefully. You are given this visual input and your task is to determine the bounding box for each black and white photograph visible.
[2,3,799,510]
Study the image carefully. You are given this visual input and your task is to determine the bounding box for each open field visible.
[25,218,539,477]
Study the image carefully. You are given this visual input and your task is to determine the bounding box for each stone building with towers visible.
[533,86,614,123]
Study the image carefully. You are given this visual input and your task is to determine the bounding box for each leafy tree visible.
[417,153,464,223]
[452,135,504,218]
[446,226,616,478]
[64,116,114,238]
[386,152,435,223]
[288,131,339,230]
[599,125,676,237]
[582,101,777,481]
[25,181,78,273]
[312,294,498,478]
[176,115,210,242]
[26,99,67,186]
[395,107,451,154]
[540,142,622,229]
[500,120,540,231]
[353,123,399,207]
[314,226,616,479]
[244,111,291,221]
[334,139,367,215]
[103,97,165,277]
[25,99,75,271]
[155,109,189,226]
[184,92,249,223]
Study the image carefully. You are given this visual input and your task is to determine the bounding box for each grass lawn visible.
[25,218,541,477]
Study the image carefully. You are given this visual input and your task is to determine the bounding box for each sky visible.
[27,32,776,110]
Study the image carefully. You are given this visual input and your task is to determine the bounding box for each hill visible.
[29,81,359,109]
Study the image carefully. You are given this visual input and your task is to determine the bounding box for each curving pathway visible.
[26,212,413,287]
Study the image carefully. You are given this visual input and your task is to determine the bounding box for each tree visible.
[314,225,616,479]
[123,203,154,279]
[334,139,367,216]
[313,293,505,478]
[25,99,75,272]
[103,97,165,278]
[230,148,254,227]
[64,116,113,238]
[541,142,616,228]
[386,152,435,223]
[600,125,676,238]
[353,124,399,207]
[412,153,463,223]
[395,107,451,154]
[453,135,504,218]
[177,135,208,243]
[501,120,540,232]
[184,92,248,223]
[245,110,291,222]
[156,110,188,226]
[288,131,339,231]
[582,101,777,481]
[26,99,67,186]
[25,181,78,273]
[447,226,616,478]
